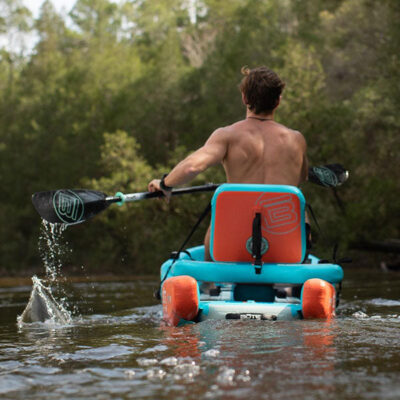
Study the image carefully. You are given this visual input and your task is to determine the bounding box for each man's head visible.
[239,66,285,114]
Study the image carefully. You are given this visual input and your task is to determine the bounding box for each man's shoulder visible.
[275,123,305,140]
[284,127,306,151]
[209,120,246,137]
[220,119,247,131]
[272,121,298,134]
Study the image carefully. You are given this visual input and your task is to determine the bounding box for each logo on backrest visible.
[53,190,84,224]
[255,193,299,235]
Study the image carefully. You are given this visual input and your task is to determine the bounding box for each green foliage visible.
[73,130,217,273]
[0,0,32,34]
[0,0,399,274]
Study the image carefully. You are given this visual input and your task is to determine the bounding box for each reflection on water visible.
[0,268,399,399]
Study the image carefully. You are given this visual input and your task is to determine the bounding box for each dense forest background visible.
[0,0,399,275]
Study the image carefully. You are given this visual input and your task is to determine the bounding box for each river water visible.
[0,266,399,400]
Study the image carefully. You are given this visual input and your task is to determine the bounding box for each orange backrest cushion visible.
[210,185,306,263]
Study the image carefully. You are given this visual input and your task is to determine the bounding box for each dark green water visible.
[0,268,399,400]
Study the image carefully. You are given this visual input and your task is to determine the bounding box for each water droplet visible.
[124,370,136,379]
[160,356,178,366]
[147,368,166,380]
[352,311,368,319]
[204,349,220,357]
[216,366,236,386]
[137,358,158,366]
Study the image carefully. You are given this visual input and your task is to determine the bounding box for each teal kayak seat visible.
[160,245,344,285]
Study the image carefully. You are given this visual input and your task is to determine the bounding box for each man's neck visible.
[246,109,274,120]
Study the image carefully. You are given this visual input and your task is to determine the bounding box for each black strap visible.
[170,249,194,260]
[306,203,324,238]
[302,222,312,263]
[305,223,312,250]
[154,202,212,300]
[306,203,345,264]
[160,173,173,191]
[252,212,262,274]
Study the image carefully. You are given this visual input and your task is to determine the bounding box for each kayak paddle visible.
[32,164,348,225]
[32,184,220,225]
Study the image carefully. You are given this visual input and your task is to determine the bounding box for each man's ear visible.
[275,95,282,108]
[241,92,247,106]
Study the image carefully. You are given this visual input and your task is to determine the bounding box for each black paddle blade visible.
[32,189,110,225]
[308,164,349,187]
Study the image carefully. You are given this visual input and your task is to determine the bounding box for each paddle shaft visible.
[105,183,221,204]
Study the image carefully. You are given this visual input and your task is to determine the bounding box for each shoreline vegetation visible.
[0,1,399,277]
[0,275,157,288]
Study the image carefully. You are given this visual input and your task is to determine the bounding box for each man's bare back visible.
[218,118,307,186]
[149,115,307,192]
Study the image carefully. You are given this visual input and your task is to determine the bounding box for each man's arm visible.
[296,132,310,227]
[298,132,308,185]
[301,153,309,184]
[148,128,228,194]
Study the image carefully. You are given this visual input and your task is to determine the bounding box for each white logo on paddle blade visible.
[53,190,84,224]
[313,167,338,187]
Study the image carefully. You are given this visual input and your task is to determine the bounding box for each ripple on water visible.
[52,344,134,362]
[367,298,400,307]
[137,358,158,366]
[1,266,399,400]
[352,311,369,319]
[160,356,178,366]
[0,360,22,371]
[19,365,61,375]
[0,375,31,394]
[140,344,168,354]
[83,367,139,379]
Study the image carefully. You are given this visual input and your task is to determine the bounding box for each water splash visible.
[18,221,74,325]
[17,276,72,326]
[39,220,79,315]
[38,220,69,282]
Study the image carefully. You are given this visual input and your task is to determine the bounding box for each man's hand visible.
[148,179,172,202]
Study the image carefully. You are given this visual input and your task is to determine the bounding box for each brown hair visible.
[239,66,285,114]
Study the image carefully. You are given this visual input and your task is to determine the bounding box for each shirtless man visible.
[148,66,308,260]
